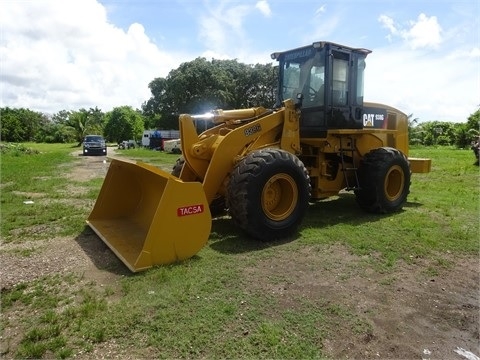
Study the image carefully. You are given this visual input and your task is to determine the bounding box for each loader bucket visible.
[87,158,211,272]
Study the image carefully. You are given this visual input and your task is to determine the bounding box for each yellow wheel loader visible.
[87,41,431,272]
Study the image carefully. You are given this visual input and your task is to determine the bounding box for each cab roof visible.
[271,41,371,60]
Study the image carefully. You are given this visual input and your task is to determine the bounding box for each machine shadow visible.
[208,217,295,255]
[209,192,420,256]
[76,193,423,272]
[75,226,205,275]
[75,226,132,276]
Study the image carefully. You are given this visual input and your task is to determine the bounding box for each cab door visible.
[325,49,362,129]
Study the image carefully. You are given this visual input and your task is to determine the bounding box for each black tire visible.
[171,157,226,216]
[355,147,411,213]
[227,148,311,241]
[171,157,185,177]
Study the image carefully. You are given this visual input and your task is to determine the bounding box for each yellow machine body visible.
[177,100,431,201]
[87,41,431,272]
[87,99,430,271]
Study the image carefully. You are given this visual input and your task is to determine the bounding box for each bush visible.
[0,143,40,155]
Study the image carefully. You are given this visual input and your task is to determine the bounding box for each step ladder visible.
[338,136,360,191]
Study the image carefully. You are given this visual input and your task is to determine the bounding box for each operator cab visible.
[272,41,371,138]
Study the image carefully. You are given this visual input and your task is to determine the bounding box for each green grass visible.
[115,146,179,171]
[299,146,479,270]
[1,143,87,241]
[1,144,479,359]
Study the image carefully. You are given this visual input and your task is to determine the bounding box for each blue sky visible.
[1,0,479,122]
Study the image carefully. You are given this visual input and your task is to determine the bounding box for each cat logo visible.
[363,113,385,127]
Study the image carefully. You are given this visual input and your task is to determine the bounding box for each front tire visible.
[171,157,184,177]
[355,147,411,213]
[227,149,311,241]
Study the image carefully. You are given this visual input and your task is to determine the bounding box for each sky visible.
[1,0,479,122]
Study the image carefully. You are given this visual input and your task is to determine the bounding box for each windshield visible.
[281,48,325,108]
[85,136,104,142]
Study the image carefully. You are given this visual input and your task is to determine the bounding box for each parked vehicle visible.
[163,139,182,154]
[118,140,136,149]
[83,135,107,156]
[142,130,180,149]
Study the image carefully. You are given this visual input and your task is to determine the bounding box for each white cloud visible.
[469,48,480,58]
[371,11,478,121]
[0,0,186,114]
[378,14,398,35]
[198,0,274,59]
[379,13,443,49]
[315,5,326,16]
[404,13,442,49]
[365,46,479,122]
[198,15,227,52]
[255,0,272,17]
[198,2,247,57]
[305,5,338,44]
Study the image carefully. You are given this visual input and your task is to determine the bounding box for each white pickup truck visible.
[163,139,182,154]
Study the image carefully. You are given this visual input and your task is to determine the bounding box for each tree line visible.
[1,57,478,147]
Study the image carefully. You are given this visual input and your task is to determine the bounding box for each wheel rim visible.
[384,165,405,201]
[261,173,298,221]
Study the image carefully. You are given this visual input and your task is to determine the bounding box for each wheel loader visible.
[87,41,431,272]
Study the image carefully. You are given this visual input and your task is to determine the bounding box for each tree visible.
[0,107,46,142]
[407,114,420,145]
[34,119,76,143]
[411,109,479,147]
[453,123,469,148]
[88,107,106,134]
[142,58,276,130]
[104,106,144,143]
[424,121,456,146]
[466,108,480,137]
[67,109,89,145]
[51,110,71,125]
[64,108,106,146]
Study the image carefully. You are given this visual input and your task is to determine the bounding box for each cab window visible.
[281,51,325,108]
[331,52,349,106]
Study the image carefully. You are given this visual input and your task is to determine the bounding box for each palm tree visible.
[407,113,420,145]
[67,109,89,146]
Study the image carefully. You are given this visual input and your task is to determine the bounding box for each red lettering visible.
[177,204,204,217]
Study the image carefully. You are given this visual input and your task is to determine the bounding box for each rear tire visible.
[227,148,311,241]
[355,147,411,213]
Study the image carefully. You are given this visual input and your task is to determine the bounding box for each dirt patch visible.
[243,245,479,359]
[0,148,125,290]
[64,148,116,182]
[11,191,46,199]
[0,233,125,290]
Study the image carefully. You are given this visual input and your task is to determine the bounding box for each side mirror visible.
[295,93,304,109]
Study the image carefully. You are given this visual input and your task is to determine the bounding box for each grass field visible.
[1,143,478,359]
